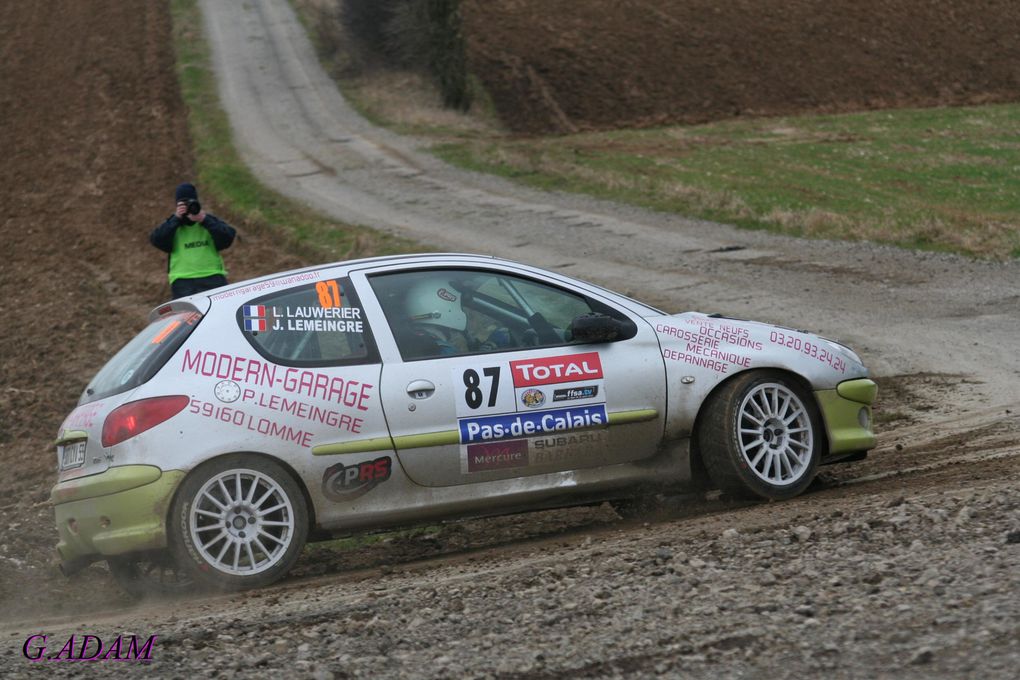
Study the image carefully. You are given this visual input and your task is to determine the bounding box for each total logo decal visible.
[321,456,392,502]
[510,352,603,387]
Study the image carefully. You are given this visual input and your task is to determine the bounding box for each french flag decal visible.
[243,305,267,332]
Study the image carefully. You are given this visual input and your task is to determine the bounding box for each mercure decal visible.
[464,440,529,472]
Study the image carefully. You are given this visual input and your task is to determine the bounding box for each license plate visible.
[59,441,87,470]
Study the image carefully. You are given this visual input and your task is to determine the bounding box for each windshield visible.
[81,311,202,404]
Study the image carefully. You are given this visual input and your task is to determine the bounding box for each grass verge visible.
[432,105,1020,259]
[170,0,417,262]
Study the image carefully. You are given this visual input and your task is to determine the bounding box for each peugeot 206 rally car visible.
[52,254,876,593]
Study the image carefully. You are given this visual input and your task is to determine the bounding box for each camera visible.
[184,198,202,215]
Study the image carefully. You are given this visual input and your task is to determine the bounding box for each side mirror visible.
[569,313,637,343]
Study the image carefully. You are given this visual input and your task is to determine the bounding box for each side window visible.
[238,277,379,367]
[475,277,592,330]
[368,269,632,361]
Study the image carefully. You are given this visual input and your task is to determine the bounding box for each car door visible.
[351,264,666,488]
[225,271,395,518]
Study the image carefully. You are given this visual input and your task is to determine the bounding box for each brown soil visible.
[0,0,306,615]
[462,0,1020,133]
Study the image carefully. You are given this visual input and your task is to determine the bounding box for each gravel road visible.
[1,0,1016,676]
[201,0,1020,406]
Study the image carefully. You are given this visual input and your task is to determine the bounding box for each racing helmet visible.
[403,275,467,332]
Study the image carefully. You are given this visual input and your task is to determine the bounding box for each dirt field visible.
[0,0,307,616]
[462,0,1020,133]
[0,0,1017,676]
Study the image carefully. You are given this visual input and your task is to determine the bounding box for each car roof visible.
[162,252,664,318]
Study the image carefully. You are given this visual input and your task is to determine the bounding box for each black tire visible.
[168,454,308,591]
[697,371,822,501]
[108,551,197,599]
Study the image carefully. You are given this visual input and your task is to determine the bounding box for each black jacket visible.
[149,213,236,253]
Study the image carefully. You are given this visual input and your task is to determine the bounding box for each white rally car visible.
[52,253,876,592]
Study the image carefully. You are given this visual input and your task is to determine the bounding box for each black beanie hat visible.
[175,183,198,202]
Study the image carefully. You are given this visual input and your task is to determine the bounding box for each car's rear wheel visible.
[698,371,822,501]
[108,551,196,599]
[168,455,308,591]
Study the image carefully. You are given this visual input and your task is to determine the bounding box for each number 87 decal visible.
[316,280,342,308]
[463,367,500,409]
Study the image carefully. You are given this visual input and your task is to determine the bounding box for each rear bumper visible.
[51,465,185,573]
[815,378,878,456]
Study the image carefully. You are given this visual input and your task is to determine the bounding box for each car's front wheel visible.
[698,371,822,501]
[168,455,308,591]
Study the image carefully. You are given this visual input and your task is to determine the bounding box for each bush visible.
[338,0,471,111]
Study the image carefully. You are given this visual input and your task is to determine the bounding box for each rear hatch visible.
[54,307,203,483]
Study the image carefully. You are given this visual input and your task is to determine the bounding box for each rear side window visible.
[238,277,378,367]
[83,311,202,404]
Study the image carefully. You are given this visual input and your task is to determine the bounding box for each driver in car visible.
[401,276,511,357]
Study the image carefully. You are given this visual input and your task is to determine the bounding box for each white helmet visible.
[403,276,467,332]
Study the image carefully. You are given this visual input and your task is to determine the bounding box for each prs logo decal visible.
[322,456,392,502]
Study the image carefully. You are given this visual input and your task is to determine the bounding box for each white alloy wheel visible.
[189,468,296,576]
[169,455,308,590]
[698,371,822,501]
[737,383,813,486]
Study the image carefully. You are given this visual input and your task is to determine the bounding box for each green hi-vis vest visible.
[168,223,227,284]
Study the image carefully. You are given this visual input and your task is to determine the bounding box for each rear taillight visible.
[102,396,190,447]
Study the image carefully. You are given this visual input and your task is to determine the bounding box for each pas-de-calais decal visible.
[458,405,608,445]
[322,456,392,502]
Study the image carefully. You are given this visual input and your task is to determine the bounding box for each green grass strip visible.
[432,105,1020,259]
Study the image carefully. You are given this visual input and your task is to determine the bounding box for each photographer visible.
[150,183,236,299]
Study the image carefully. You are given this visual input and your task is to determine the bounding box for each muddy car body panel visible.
[51,253,877,586]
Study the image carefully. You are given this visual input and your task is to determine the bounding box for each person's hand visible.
[175,201,188,219]
[191,210,207,224]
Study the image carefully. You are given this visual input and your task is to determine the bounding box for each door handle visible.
[406,379,436,399]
